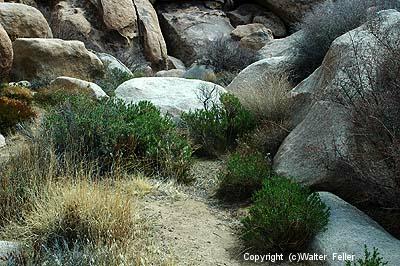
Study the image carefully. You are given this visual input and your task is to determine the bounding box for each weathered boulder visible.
[50,76,108,99]
[168,56,186,70]
[274,101,355,191]
[155,69,185,78]
[0,3,52,40]
[96,52,133,76]
[227,4,286,37]
[115,77,226,116]
[254,0,324,24]
[290,10,400,125]
[50,1,92,44]
[0,22,12,80]
[0,241,23,266]
[258,30,303,59]
[158,2,234,65]
[134,0,168,70]
[311,192,400,266]
[11,38,104,83]
[101,0,138,39]
[227,56,293,93]
[0,134,5,148]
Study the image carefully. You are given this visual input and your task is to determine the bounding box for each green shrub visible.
[45,95,192,180]
[182,93,256,156]
[217,152,270,202]
[242,176,330,253]
[292,0,400,83]
[345,246,388,266]
[0,96,36,134]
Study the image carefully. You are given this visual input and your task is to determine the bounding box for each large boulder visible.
[115,77,226,117]
[274,10,400,200]
[96,52,133,76]
[158,2,234,66]
[290,10,400,125]
[0,22,12,80]
[50,1,92,44]
[101,0,138,39]
[254,0,324,24]
[274,101,357,192]
[312,192,400,266]
[134,0,168,70]
[11,38,104,83]
[258,30,303,59]
[0,3,52,41]
[227,56,293,94]
[50,76,109,99]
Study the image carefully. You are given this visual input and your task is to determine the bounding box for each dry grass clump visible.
[235,73,294,157]
[0,85,34,104]
[235,73,293,122]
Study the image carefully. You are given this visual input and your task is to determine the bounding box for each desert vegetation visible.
[1,0,399,264]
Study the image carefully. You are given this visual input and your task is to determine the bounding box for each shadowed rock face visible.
[254,0,325,24]
[157,1,234,66]
[11,38,104,83]
[0,22,12,80]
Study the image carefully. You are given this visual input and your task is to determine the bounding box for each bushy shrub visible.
[242,176,330,252]
[292,0,400,83]
[345,246,388,266]
[199,37,259,86]
[45,95,192,180]
[0,96,36,134]
[0,85,34,103]
[217,152,270,202]
[182,93,256,156]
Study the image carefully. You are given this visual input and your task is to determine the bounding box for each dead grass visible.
[234,73,293,123]
[0,131,175,265]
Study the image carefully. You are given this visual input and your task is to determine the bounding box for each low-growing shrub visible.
[242,176,330,253]
[0,85,34,103]
[182,93,256,156]
[0,96,36,134]
[292,0,400,83]
[45,95,192,180]
[217,152,270,202]
[345,246,388,266]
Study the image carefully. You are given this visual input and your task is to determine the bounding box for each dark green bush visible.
[45,95,192,180]
[292,0,400,83]
[182,93,255,156]
[242,176,330,253]
[345,246,388,266]
[217,152,270,202]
